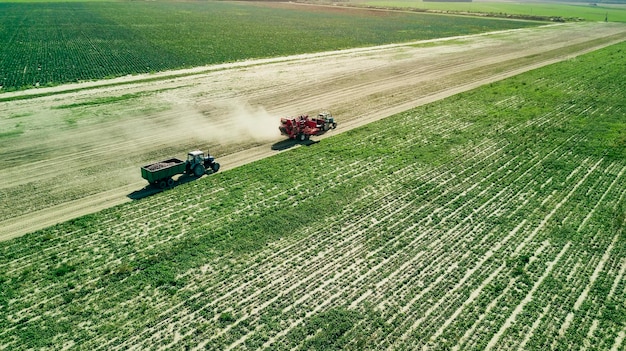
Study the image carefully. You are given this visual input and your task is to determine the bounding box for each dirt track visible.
[1,21,625,241]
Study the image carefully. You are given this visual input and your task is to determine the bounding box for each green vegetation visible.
[0,125,24,139]
[363,0,626,22]
[54,92,147,109]
[0,1,541,91]
[1,37,625,349]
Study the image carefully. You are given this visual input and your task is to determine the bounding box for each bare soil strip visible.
[1,22,625,241]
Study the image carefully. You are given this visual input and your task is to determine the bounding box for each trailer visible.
[141,150,219,188]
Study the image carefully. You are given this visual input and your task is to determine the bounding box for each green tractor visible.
[185,150,220,176]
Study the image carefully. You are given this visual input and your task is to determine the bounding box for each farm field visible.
[0,0,541,91]
[358,0,626,23]
[1,21,625,240]
[1,37,625,350]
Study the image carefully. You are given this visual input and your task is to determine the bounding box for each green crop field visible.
[0,1,542,92]
[1,37,625,349]
[361,0,626,23]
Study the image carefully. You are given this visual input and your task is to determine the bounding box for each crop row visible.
[1,40,625,350]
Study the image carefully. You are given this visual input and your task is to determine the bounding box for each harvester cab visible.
[314,111,337,131]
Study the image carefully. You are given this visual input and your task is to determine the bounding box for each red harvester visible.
[279,112,337,141]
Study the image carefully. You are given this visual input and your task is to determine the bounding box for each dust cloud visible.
[211,100,281,143]
[157,99,282,150]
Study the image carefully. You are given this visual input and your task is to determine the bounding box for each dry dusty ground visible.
[1,21,625,241]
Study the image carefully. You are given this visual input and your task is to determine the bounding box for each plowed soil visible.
[1,21,625,241]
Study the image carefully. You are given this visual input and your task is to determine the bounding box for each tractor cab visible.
[187,150,205,167]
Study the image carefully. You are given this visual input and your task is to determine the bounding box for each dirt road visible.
[1,22,625,241]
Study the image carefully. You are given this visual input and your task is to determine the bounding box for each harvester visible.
[279,111,336,141]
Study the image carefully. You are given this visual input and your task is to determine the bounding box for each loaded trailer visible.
[141,150,219,188]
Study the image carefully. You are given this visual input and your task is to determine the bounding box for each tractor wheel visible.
[332,122,337,129]
[166,178,174,187]
[194,164,206,177]
[212,162,220,173]
[299,133,306,141]
[158,180,167,189]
